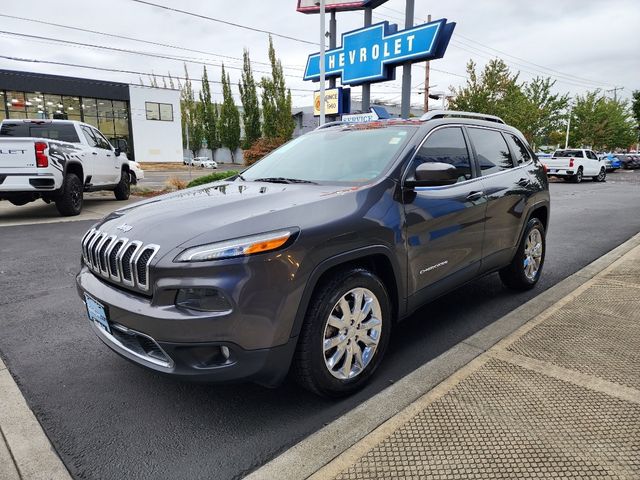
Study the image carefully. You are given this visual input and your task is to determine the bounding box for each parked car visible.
[619,154,640,170]
[0,119,131,216]
[77,110,550,397]
[543,148,607,182]
[198,158,218,169]
[128,160,144,184]
[602,153,622,172]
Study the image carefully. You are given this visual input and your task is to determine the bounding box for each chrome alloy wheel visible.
[523,228,543,281]
[322,287,383,380]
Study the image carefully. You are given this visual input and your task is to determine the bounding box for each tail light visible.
[569,158,574,168]
[35,142,48,168]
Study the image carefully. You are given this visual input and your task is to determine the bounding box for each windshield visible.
[554,150,584,158]
[241,125,417,185]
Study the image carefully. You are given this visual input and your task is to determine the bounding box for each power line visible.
[0,54,316,93]
[130,0,318,46]
[0,30,306,82]
[0,13,305,72]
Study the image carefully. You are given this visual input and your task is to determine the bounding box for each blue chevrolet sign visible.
[304,19,455,86]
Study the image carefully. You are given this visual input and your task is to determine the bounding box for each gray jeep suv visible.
[77,111,549,397]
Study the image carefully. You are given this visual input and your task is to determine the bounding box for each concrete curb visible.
[246,231,640,480]
[0,357,71,480]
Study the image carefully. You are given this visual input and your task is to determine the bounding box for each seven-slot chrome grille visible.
[81,228,160,292]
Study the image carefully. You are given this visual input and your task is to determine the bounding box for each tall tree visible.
[260,36,295,140]
[199,66,219,153]
[521,77,569,148]
[218,64,241,162]
[180,64,202,156]
[239,48,262,148]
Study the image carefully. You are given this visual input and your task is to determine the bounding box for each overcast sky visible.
[1,0,639,109]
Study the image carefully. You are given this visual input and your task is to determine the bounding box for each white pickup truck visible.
[0,119,131,216]
[542,148,607,183]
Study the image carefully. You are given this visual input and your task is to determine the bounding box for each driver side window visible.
[410,127,472,184]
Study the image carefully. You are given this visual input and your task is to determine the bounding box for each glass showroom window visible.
[63,96,82,121]
[25,92,45,119]
[82,98,99,129]
[44,94,64,119]
[146,102,173,121]
[7,91,27,119]
[98,99,116,139]
[0,91,6,122]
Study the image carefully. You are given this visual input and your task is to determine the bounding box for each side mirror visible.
[405,162,459,187]
[114,148,121,157]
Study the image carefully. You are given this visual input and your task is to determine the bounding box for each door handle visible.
[466,191,485,201]
[92,152,98,155]
[106,154,111,157]
[517,178,528,187]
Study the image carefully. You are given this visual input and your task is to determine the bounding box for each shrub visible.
[243,137,287,166]
[166,175,189,190]
[187,170,239,188]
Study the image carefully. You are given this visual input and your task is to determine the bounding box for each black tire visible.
[113,170,130,200]
[292,267,392,397]
[571,167,583,183]
[55,173,83,216]
[499,218,546,290]
[593,167,606,182]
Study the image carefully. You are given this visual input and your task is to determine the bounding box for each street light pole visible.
[319,0,326,125]
[565,105,572,149]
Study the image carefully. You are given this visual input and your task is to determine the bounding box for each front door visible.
[403,126,487,306]
[91,127,120,184]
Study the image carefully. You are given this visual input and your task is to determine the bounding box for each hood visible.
[96,180,362,247]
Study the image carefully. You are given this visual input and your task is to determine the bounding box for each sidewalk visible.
[315,243,640,479]
[250,234,640,480]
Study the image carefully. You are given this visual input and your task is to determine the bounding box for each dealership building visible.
[0,69,182,163]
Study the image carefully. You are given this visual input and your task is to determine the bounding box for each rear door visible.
[466,127,528,269]
[403,126,487,305]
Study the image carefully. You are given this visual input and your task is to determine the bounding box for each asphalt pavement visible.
[0,170,638,480]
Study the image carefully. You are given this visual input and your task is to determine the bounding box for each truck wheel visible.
[571,167,583,183]
[114,170,130,200]
[292,267,391,397]
[499,218,545,291]
[593,168,606,182]
[55,173,83,216]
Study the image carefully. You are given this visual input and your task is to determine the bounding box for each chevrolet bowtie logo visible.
[116,223,133,233]
[304,19,455,86]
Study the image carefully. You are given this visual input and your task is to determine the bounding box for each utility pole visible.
[361,6,372,112]
[423,14,431,113]
[606,86,624,102]
[318,0,326,125]
[565,105,572,149]
[400,0,415,119]
[328,10,337,121]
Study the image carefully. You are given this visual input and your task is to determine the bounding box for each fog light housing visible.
[175,288,232,312]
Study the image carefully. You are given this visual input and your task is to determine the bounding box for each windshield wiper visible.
[253,177,318,185]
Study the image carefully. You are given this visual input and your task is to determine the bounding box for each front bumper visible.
[76,268,299,386]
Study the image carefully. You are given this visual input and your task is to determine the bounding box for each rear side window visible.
[81,126,99,148]
[505,134,531,166]
[468,128,514,175]
[413,127,472,182]
[0,122,80,143]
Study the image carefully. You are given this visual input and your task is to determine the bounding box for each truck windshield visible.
[242,125,417,185]
[0,122,80,143]
[554,150,584,158]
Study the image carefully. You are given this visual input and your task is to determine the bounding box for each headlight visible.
[174,229,297,262]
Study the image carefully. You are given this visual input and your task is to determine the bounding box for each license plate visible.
[85,294,110,334]
[549,169,557,173]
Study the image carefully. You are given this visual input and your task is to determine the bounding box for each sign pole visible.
[423,13,431,113]
[401,0,415,119]
[565,105,572,149]
[361,6,372,112]
[319,0,326,126]
[328,9,337,121]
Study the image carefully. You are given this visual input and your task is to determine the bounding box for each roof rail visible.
[420,110,506,125]
[315,121,347,130]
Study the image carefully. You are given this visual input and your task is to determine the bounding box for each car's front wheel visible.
[293,267,391,397]
[593,167,606,182]
[113,170,130,200]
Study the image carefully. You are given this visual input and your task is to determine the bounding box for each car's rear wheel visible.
[499,218,545,290]
[571,167,583,183]
[114,170,130,200]
[55,173,83,216]
[293,267,391,397]
[593,167,606,182]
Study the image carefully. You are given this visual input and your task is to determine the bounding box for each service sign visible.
[314,88,344,116]
[297,0,389,14]
[304,19,455,86]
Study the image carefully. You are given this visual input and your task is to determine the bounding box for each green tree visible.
[199,66,219,153]
[218,64,241,162]
[239,48,262,148]
[261,36,295,140]
[180,64,203,157]
[449,60,568,148]
[569,91,636,150]
[632,90,640,126]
